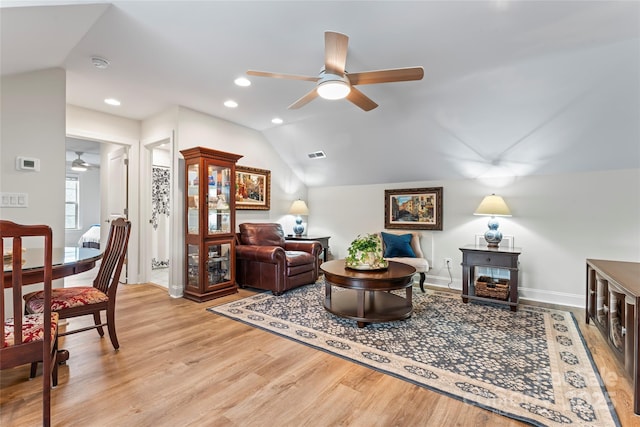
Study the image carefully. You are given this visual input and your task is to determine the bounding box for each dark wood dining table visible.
[3,246,102,288]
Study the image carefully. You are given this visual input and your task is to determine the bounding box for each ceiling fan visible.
[247,31,424,111]
[71,152,99,171]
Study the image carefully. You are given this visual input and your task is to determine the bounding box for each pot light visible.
[234,77,251,87]
[104,98,121,106]
[224,100,238,108]
[271,118,283,124]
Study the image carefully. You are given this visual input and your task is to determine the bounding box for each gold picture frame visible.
[384,187,443,230]
[235,166,271,210]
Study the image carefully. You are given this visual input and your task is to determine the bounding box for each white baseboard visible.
[420,274,584,309]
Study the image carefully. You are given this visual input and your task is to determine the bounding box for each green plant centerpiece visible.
[345,233,388,270]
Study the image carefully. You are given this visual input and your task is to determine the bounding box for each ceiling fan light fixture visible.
[234,77,251,87]
[71,152,90,171]
[317,80,350,100]
[317,72,351,100]
[71,158,87,171]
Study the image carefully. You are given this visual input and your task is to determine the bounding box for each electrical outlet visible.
[444,257,453,268]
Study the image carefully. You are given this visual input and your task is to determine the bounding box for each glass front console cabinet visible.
[181,146,243,302]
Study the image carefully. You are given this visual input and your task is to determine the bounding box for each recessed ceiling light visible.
[234,77,251,87]
[104,98,121,106]
[271,118,283,124]
[224,100,238,108]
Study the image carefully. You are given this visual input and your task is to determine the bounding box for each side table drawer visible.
[463,252,518,268]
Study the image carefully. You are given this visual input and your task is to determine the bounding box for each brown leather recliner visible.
[236,223,322,295]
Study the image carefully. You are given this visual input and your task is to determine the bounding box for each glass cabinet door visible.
[187,244,200,288]
[187,163,200,235]
[207,164,231,234]
[206,242,231,286]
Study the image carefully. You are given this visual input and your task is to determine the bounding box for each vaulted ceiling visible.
[2,1,638,187]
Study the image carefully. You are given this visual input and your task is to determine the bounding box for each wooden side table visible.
[460,244,521,312]
[286,235,330,262]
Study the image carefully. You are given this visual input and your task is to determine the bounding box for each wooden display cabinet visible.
[586,259,640,415]
[181,147,243,302]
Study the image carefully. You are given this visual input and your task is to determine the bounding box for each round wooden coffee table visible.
[320,259,416,328]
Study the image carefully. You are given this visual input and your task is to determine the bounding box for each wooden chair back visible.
[93,217,131,297]
[1,220,55,426]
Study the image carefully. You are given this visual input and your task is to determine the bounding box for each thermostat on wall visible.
[16,156,40,171]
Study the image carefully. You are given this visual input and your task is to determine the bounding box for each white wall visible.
[1,68,66,247]
[66,105,140,145]
[308,168,640,307]
[1,68,67,316]
[175,107,307,229]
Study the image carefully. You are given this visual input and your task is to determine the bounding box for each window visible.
[65,175,79,229]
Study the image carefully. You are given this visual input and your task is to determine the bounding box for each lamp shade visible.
[474,194,511,248]
[473,194,512,217]
[289,200,309,215]
[289,200,309,236]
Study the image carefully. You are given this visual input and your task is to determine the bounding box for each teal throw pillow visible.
[381,232,416,258]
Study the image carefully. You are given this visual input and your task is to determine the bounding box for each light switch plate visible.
[0,192,28,208]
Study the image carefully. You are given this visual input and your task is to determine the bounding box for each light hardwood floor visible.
[1,283,636,426]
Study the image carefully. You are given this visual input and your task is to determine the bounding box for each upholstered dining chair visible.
[24,217,131,350]
[1,221,59,427]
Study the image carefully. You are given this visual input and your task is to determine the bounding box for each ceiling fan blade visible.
[346,87,378,111]
[347,67,424,85]
[324,31,349,75]
[247,70,319,82]
[288,88,319,109]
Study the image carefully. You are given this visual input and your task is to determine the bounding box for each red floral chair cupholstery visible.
[1,221,59,426]
[24,217,131,350]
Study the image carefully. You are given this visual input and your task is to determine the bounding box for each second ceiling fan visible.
[247,31,424,111]
[71,152,99,171]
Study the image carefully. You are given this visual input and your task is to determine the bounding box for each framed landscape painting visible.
[235,166,271,210]
[384,187,443,230]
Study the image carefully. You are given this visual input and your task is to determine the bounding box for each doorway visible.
[145,140,172,288]
[64,137,130,285]
[64,137,101,251]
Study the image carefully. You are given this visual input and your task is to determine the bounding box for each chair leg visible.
[93,312,105,337]
[52,340,58,387]
[419,273,426,293]
[106,307,119,350]
[29,362,38,379]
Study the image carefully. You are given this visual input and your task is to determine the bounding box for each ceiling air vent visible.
[307,151,326,159]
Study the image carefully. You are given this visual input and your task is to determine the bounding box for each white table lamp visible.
[289,200,309,236]
[474,194,512,248]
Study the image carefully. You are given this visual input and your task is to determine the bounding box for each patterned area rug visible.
[208,281,619,426]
